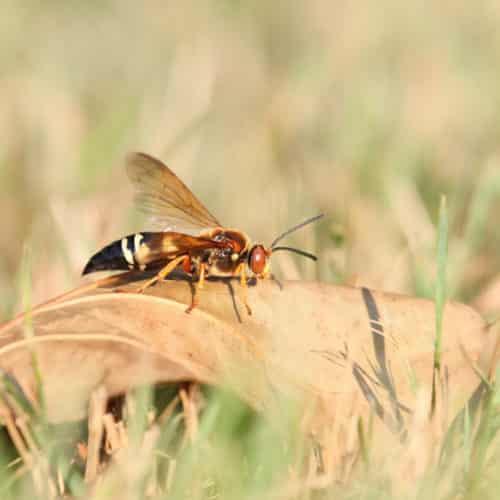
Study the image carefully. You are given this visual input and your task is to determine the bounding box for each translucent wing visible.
[126,152,222,234]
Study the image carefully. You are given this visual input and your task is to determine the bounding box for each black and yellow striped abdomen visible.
[82,232,158,275]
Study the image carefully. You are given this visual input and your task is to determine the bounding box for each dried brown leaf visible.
[0,274,498,464]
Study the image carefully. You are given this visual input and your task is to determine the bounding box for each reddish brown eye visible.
[249,245,266,274]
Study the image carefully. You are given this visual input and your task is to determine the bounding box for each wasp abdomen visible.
[82,232,156,275]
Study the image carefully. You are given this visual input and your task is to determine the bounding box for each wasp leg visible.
[131,255,188,294]
[185,263,205,314]
[198,262,206,289]
[235,263,252,316]
[183,255,192,274]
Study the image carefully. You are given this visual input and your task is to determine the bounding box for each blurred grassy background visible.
[2,0,500,321]
[3,3,500,499]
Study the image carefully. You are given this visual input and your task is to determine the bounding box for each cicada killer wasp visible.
[83,153,323,314]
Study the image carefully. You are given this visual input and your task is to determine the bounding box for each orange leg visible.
[183,255,192,274]
[132,255,187,294]
[185,263,205,314]
[235,263,252,316]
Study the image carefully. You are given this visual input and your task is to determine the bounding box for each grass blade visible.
[431,195,449,415]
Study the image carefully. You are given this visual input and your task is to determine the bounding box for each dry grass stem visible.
[157,394,181,426]
[103,412,127,460]
[179,385,199,447]
[84,385,108,484]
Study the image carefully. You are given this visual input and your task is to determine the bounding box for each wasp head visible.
[247,244,271,278]
[248,214,325,279]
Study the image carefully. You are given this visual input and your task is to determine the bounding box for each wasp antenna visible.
[271,246,318,261]
[270,214,324,249]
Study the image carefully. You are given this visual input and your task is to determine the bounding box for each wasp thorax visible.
[249,245,267,275]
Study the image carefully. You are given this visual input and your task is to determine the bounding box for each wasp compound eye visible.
[249,245,267,275]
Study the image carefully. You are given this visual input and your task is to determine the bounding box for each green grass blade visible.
[431,195,449,414]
